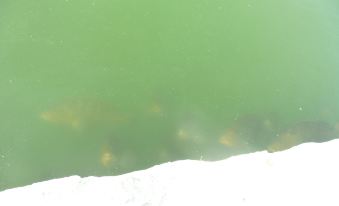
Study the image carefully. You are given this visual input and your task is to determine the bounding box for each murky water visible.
[1,0,339,190]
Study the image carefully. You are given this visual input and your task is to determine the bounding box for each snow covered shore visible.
[1,139,339,206]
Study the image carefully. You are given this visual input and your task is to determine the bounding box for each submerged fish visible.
[267,121,339,152]
[148,101,164,116]
[100,146,116,167]
[40,99,126,130]
[219,114,277,150]
[219,128,242,147]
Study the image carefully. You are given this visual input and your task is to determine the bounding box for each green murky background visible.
[1,0,339,190]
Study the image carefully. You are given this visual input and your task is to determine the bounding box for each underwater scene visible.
[1,0,339,190]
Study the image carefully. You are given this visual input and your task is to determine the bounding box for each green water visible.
[1,0,339,190]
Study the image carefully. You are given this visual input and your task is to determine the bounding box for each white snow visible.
[1,139,339,206]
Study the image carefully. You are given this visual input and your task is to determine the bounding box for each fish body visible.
[40,99,126,130]
[219,114,277,150]
[268,121,338,152]
[100,146,116,167]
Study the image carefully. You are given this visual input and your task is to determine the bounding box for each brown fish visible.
[219,114,277,150]
[267,121,338,152]
[40,98,126,130]
[100,146,116,167]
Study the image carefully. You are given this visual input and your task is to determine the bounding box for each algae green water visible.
[1,0,339,190]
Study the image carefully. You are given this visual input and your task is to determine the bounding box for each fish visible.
[219,128,242,147]
[146,99,167,119]
[148,101,164,116]
[218,114,278,150]
[100,146,116,167]
[40,98,127,130]
[173,123,207,159]
[267,121,339,152]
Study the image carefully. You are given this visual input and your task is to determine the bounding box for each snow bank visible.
[1,139,339,206]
